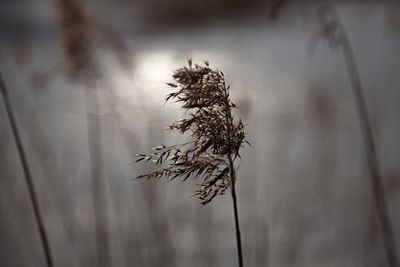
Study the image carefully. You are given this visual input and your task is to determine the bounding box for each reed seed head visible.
[135,60,248,205]
[56,0,92,77]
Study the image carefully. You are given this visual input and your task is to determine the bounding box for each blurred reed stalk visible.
[135,60,249,267]
[90,25,178,265]
[0,75,54,267]
[56,1,176,264]
[196,206,216,266]
[312,5,399,267]
[83,81,111,267]
[55,0,111,266]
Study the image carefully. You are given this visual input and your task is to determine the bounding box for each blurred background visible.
[0,0,399,266]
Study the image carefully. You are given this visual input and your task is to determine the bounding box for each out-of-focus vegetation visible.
[0,0,399,267]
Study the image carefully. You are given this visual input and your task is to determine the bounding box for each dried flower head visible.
[135,60,249,204]
[309,4,346,53]
[56,0,92,76]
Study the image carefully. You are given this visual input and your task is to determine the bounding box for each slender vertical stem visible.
[84,84,111,267]
[340,35,399,267]
[0,75,54,267]
[315,6,398,265]
[229,154,244,267]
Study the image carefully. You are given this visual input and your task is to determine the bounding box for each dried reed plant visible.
[135,60,249,267]
[310,4,399,267]
[56,1,176,264]
[55,0,93,78]
[55,1,111,266]
[0,76,54,267]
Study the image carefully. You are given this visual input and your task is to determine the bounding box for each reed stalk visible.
[0,75,54,267]
[312,5,399,266]
[135,60,249,266]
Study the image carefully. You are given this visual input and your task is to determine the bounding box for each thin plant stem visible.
[340,34,399,267]
[0,75,54,267]
[229,154,244,267]
[100,75,175,266]
[84,81,111,267]
[324,7,399,266]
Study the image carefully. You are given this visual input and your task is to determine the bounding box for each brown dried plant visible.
[55,0,92,77]
[135,60,248,266]
[136,60,247,204]
[55,2,112,266]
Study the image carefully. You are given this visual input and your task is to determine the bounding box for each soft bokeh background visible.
[1,0,399,266]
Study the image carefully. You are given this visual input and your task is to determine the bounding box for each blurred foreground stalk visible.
[0,75,54,267]
[55,0,111,266]
[313,5,399,267]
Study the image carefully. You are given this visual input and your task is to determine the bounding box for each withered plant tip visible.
[135,60,249,205]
